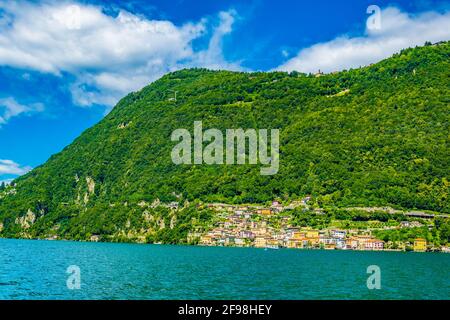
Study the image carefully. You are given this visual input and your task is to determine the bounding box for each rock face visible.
[84,176,96,204]
[15,209,36,229]
[86,176,95,195]
[0,42,449,241]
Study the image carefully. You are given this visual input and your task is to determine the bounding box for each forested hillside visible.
[0,41,449,241]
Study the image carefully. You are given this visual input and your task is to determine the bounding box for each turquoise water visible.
[0,238,449,300]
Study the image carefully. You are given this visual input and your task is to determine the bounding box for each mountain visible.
[0,42,449,241]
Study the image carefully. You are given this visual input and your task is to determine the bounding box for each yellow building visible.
[254,237,267,248]
[305,230,319,238]
[200,235,213,245]
[286,240,298,248]
[324,243,336,250]
[267,238,279,247]
[292,231,306,240]
[414,238,427,252]
[307,237,320,246]
[259,209,272,215]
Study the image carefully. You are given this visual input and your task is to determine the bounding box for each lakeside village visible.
[186,199,450,253]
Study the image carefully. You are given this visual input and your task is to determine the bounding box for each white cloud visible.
[0,97,44,126]
[190,10,242,71]
[278,7,450,73]
[0,159,32,175]
[0,1,240,108]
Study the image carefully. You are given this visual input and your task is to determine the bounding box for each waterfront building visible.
[355,235,372,250]
[346,237,359,250]
[285,240,298,248]
[365,239,384,251]
[254,237,267,248]
[200,235,213,245]
[267,238,279,247]
[319,236,336,245]
[414,238,427,252]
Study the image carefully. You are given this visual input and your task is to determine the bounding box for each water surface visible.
[0,239,449,299]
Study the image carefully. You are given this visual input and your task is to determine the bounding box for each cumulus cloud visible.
[0,159,32,175]
[278,7,450,73]
[0,97,44,126]
[0,1,240,107]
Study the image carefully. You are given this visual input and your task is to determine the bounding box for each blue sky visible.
[1,0,449,183]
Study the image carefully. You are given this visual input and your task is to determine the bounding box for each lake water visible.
[0,238,449,299]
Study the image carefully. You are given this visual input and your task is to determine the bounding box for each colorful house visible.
[259,209,272,215]
[254,237,267,248]
[200,235,213,245]
[330,230,346,239]
[355,235,372,250]
[239,230,255,239]
[305,230,319,238]
[271,201,283,213]
[346,237,359,250]
[413,238,427,252]
[365,239,384,251]
[285,240,299,248]
[319,237,336,245]
[292,231,306,240]
[307,237,320,247]
[267,238,279,247]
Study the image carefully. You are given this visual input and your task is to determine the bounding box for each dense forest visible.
[0,41,449,241]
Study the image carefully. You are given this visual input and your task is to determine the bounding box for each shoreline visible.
[1,237,447,254]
